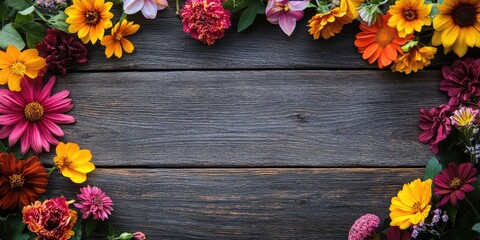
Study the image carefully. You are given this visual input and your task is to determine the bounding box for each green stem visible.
[118,12,127,23]
[34,9,49,23]
[48,166,57,175]
[466,196,480,221]
[176,0,180,16]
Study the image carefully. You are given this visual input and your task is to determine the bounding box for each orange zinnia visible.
[354,14,413,68]
[100,20,140,58]
[0,153,48,210]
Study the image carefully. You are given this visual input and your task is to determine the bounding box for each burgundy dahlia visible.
[386,226,411,240]
[418,104,452,154]
[36,28,88,76]
[180,0,231,45]
[434,162,477,206]
[439,58,480,107]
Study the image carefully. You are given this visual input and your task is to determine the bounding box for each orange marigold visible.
[354,14,414,68]
[392,46,437,74]
[101,20,140,58]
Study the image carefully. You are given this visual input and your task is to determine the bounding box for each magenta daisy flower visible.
[434,162,478,206]
[0,76,75,154]
[74,185,113,220]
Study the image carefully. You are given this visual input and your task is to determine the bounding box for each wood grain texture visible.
[78,7,479,71]
[46,168,424,239]
[39,70,444,167]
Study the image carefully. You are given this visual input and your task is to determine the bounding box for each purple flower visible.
[433,162,477,206]
[348,213,380,240]
[439,58,480,107]
[123,0,168,19]
[266,0,309,36]
[418,104,452,154]
[74,185,113,221]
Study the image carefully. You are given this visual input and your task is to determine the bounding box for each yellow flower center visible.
[449,177,462,189]
[57,156,72,169]
[411,201,422,213]
[376,27,396,47]
[402,8,417,21]
[115,32,123,40]
[9,174,25,189]
[24,102,44,122]
[453,3,476,27]
[11,61,27,76]
[85,9,100,25]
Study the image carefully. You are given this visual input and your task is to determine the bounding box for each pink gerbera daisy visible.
[74,185,113,220]
[0,76,75,154]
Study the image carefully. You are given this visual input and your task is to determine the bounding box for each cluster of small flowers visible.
[411,210,448,239]
[35,0,66,8]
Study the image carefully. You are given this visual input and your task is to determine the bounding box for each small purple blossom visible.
[266,0,309,36]
[411,228,419,239]
[434,209,442,215]
[442,213,449,223]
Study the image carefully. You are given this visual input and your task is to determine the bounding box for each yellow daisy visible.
[101,20,140,59]
[388,0,432,37]
[53,142,95,184]
[308,0,356,40]
[391,46,437,74]
[389,178,432,230]
[0,45,46,92]
[65,0,114,44]
[432,0,480,57]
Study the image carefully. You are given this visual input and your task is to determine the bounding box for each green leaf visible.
[19,5,35,15]
[306,3,317,8]
[108,223,116,236]
[424,157,443,180]
[85,218,98,237]
[0,3,16,23]
[222,0,250,12]
[0,141,7,152]
[401,40,418,52]
[472,223,480,233]
[5,0,31,11]
[14,12,33,25]
[15,21,47,48]
[0,214,30,239]
[71,220,83,240]
[446,204,458,226]
[237,3,259,32]
[0,23,25,50]
[257,2,265,14]
[47,11,69,33]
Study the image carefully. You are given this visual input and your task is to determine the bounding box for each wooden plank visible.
[40,70,443,167]
[46,168,424,239]
[78,7,478,71]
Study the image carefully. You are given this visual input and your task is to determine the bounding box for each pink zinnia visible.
[0,76,75,154]
[348,213,380,240]
[74,185,113,221]
[439,58,480,107]
[434,162,477,206]
[180,0,231,45]
[418,104,452,154]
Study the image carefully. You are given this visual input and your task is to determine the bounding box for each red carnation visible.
[180,0,231,45]
[439,58,480,107]
[36,28,88,76]
[418,104,452,154]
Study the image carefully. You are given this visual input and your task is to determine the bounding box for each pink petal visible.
[41,118,64,137]
[30,123,43,153]
[156,0,167,10]
[0,114,24,125]
[0,125,14,139]
[123,0,144,14]
[44,113,76,124]
[20,126,31,154]
[8,120,28,146]
[278,14,296,36]
[288,0,309,11]
[43,99,73,113]
[141,0,158,19]
[267,10,281,24]
[38,76,56,103]
[42,90,71,107]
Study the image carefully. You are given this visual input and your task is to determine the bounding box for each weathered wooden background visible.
[39,4,473,239]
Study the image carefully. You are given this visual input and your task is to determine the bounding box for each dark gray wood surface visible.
[38,4,459,239]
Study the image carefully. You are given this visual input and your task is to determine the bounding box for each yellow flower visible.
[0,45,46,91]
[389,178,432,230]
[432,0,480,57]
[308,0,354,40]
[388,0,432,37]
[450,107,478,127]
[344,0,364,21]
[65,0,114,44]
[100,20,140,58]
[391,46,437,74]
[53,142,95,183]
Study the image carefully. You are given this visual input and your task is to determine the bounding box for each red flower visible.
[386,226,411,240]
[36,28,88,76]
[434,162,477,206]
[418,104,452,154]
[180,0,231,45]
[439,58,480,107]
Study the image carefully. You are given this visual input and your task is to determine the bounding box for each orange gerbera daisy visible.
[308,0,361,40]
[0,45,46,91]
[391,46,437,74]
[100,20,140,58]
[65,0,114,44]
[388,0,432,37]
[354,14,414,68]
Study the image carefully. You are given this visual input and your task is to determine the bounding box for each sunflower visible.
[389,178,432,230]
[0,45,46,91]
[65,0,114,44]
[354,14,414,68]
[388,0,432,37]
[101,20,140,58]
[432,0,480,57]
[308,0,357,40]
[391,46,437,74]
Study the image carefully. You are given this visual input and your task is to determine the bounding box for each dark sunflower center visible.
[57,156,72,168]
[9,174,25,189]
[85,10,100,25]
[453,3,476,27]
[24,102,44,122]
[449,177,462,189]
[403,8,417,21]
